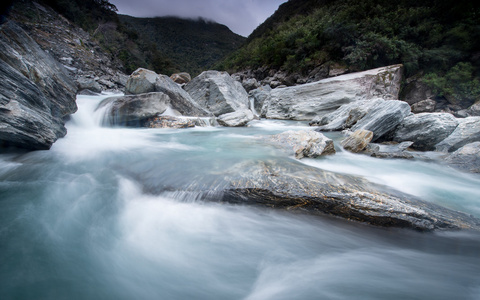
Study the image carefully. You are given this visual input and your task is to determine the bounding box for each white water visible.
[1,94,479,300]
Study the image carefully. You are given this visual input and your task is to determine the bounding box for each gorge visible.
[1,0,480,299]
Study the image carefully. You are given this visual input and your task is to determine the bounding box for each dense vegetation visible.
[34,0,244,76]
[217,0,480,105]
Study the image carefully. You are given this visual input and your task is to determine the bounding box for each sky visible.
[109,0,287,37]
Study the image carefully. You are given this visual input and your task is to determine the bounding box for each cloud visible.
[109,0,286,37]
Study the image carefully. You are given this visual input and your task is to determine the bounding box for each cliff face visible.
[10,1,128,92]
[0,20,77,150]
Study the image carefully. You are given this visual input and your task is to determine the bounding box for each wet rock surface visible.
[263,130,335,159]
[0,21,77,150]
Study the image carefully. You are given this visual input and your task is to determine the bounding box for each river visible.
[1,94,480,299]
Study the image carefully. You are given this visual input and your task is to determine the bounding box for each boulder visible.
[76,76,102,93]
[411,99,436,113]
[184,70,249,116]
[217,109,255,127]
[435,117,480,152]
[155,74,212,117]
[310,99,384,130]
[125,68,158,95]
[98,93,170,127]
[263,130,335,159]
[217,159,479,231]
[0,21,77,150]
[170,72,191,84]
[351,100,411,141]
[445,142,480,173]
[242,78,260,92]
[98,87,212,127]
[249,85,272,114]
[341,130,374,153]
[393,113,459,151]
[261,64,403,121]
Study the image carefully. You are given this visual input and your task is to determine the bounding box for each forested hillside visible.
[218,0,480,106]
[119,15,245,76]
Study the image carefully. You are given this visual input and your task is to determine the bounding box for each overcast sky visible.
[109,0,287,37]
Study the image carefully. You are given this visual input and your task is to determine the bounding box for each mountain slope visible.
[217,0,480,106]
[119,15,246,76]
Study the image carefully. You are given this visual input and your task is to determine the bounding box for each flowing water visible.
[1,94,480,299]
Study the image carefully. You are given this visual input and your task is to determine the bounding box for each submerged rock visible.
[393,113,459,151]
[184,70,249,116]
[261,64,403,121]
[263,130,335,159]
[144,116,195,129]
[445,142,480,173]
[0,21,77,150]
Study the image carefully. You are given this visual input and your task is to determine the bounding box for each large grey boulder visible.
[0,21,77,150]
[261,64,403,121]
[411,99,436,113]
[184,70,250,116]
[435,117,480,152]
[263,130,335,159]
[445,142,480,173]
[351,100,411,141]
[393,113,459,151]
[310,99,384,130]
[125,68,158,95]
[249,85,272,115]
[98,89,212,127]
[217,109,255,127]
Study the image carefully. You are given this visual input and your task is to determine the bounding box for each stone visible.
[184,70,249,116]
[368,142,415,159]
[445,142,480,173]
[351,100,411,141]
[264,130,335,159]
[341,130,374,153]
[170,72,191,84]
[435,117,480,152]
[242,78,260,92]
[393,113,459,151]
[125,68,158,95]
[261,64,403,121]
[76,76,102,93]
[411,99,436,113]
[217,109,255,127]
[0,21,77,150]
[144,115,195,129]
